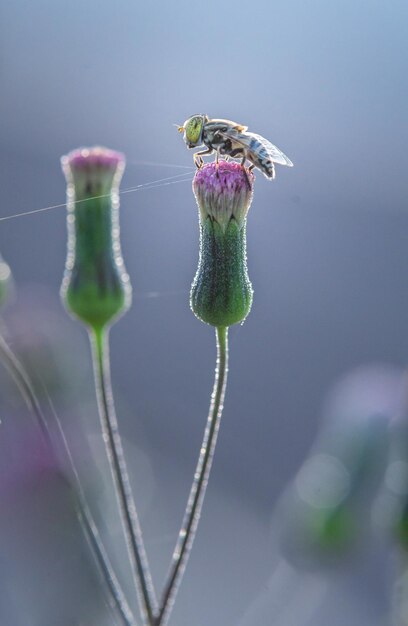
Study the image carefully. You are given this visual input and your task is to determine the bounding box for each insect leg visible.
[225,148,251,184]
[238,153,252,188]
[194,148,214,169]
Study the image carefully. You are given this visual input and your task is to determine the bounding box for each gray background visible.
[0,0,407,624]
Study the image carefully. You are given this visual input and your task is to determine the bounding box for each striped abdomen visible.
[244,135,276,179]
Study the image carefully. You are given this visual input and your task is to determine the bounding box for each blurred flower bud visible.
[277,452,357,570]
[0,255,13,308]
[60,147,131,330]
[373,372,408,549]
[277,366,397,569]
[0,419,110,624]
[190,162,253,327]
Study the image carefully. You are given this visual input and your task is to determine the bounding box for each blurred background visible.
[0,0,408,624]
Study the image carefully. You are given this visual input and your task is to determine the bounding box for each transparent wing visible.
[245,133,293,167]
[217,129,293,167]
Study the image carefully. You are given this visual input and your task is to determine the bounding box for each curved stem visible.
[156,326,229,626]
[91,327,157,626]
[0,334,48,439]
[0,333,137,626]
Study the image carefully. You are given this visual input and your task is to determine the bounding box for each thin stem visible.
[156,326,229,626]
[0,333,137,626]
[91,327,157,626]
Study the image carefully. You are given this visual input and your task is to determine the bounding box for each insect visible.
[177,114,293,180]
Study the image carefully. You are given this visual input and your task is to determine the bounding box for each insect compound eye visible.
[185,117,203,145]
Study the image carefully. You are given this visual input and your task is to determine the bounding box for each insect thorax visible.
[203,127,228,151]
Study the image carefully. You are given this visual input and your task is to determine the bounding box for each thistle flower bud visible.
[0,255,12,307]
[60,147,131,330]
[190,162,253,327]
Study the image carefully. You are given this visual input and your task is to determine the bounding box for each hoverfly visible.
[177,114,293,180]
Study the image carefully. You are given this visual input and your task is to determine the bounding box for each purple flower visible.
[190,162,254,326]
[61,146,125,198]
[193,161,254,232]
[60,146,131,329]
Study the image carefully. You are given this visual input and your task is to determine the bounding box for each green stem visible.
[0,333,137,626]
[91,326,157,626]
[156,326,229,626]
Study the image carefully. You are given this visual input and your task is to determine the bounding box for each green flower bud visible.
[306,504,355,552]
[60,147,131,330]
[0,256,12,308]
[190,162,253,327]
